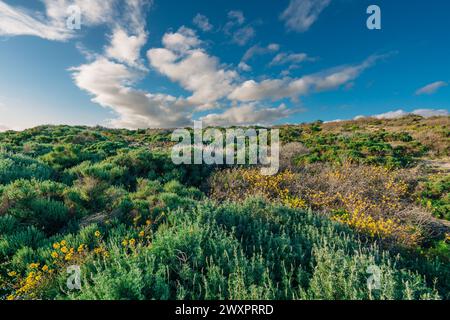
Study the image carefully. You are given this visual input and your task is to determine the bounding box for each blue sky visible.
[0,0,449,130]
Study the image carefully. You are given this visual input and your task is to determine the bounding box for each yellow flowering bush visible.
[6,233,111,300]
[210,168,307,209]
[209,163,424,246]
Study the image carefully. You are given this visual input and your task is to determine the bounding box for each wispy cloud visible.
[193,13,213,32]
[0,0,152,41]
[270,52,311,66]
[229,54,385,102]
[224,10,256,46]
[0,1,72,40]
[280,0,331,33]
[242,43,279,62]
[415,81,447,95]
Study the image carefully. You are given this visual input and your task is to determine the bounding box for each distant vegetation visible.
[0,115,448,300]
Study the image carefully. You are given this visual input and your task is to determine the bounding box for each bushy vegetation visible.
[0,117,448,300]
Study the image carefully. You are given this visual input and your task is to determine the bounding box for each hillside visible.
[0,115,448,300]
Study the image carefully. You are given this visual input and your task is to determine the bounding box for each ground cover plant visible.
[0,115,449,300]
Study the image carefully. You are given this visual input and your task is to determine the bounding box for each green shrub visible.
[0,153,53,184]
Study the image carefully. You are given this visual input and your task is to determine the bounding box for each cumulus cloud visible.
[238,62,252,72]
[193,13,213,32]
[106,28,147,67]
[280,0,331,33]
[161,26,202,53]
[229,54,383,102]
[71,58,193,129]
[200,103,293,127]
[148,27,238,107]
[415,81,447,95]
[68,0,197,129]
[105,0,153,68]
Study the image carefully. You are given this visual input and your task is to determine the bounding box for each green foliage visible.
[0,153,53,184]
[0,123,448,300]
[417,175,450,220]
[291,131,423,168]
[59,199,443,300]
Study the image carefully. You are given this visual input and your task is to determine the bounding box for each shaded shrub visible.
[0,153,53,184]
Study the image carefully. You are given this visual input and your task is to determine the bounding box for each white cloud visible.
[238,62,252,72]
[71,58,194,129]
[280,0,331,33]
[373,110,409,119]
[227,10,245,26]
[242,43,279,62]
[330,108,449,123]
[224,10,255,46]
[68,0,196,129]
[415,81,447,95]
[0,0,141,41]
[105,0,152,68]
[148,27,238,107]
[43,0,117,27]
[193,13,213,32]
[201,103,292,127]
[358,109,449,120]
[0,124,10,132]
[162,26,202,53]
[270,52,310,66]
[0,1,72,40]
[229,54,382,102]
[232,26,255,46]
[106,28,147,67]
[412,109,449,117]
